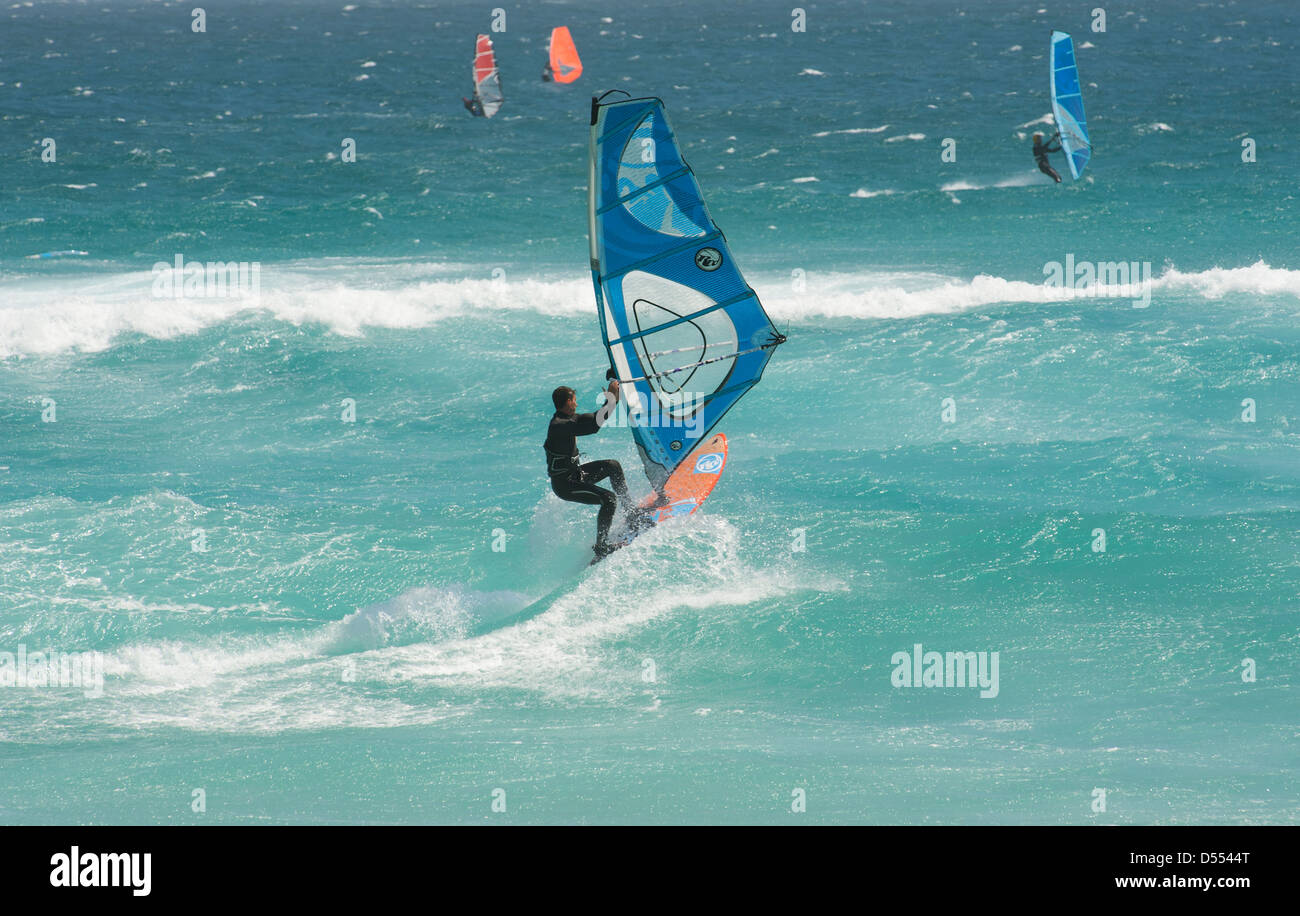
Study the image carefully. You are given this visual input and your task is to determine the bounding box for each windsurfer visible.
[463,96,485,117]
[1033,131,1063,183]
[541,64,553,82]
[543,375,649,559]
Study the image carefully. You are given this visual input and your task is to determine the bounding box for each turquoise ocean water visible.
[1,0,1297,824]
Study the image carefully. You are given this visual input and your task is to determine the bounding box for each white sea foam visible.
[325,586,533,653]
[811,125,889,137]
[1017,113,1055,129]
[850,188,898,198]
[19,517,816,734]
[763,262,1300,321]
[3,261,1297,358]
[940,173,1041,192]
[1159,261,1300,298]
[373,518,808,698]
[992,173,1040,188]
[0,261,587,357]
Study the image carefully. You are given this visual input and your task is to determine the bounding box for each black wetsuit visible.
[1034,135,1063,183]
[543,401,629,550]
[463,97,484,117]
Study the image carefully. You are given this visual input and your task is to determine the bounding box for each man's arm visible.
[573,380,621,435]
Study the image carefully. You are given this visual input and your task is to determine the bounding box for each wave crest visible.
[3,261,1297,357]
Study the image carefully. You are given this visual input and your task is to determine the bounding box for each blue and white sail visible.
[1049,30,1091,179]
[588,94,785,489]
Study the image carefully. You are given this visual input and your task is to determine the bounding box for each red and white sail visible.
[472,34,503,118]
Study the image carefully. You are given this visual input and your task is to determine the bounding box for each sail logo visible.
[694,248,723,271]
[49,847,151,896]
[891,643,1000,698]
[152,253,261,301]
[693,452,724,474]
[1042,254,1152,308]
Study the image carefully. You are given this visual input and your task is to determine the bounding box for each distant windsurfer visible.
[541,64,553,82]
[544,374,649,559]
[1033,131,1063,183]
[463,96,485,117]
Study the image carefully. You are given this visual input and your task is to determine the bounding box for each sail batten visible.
[609,290,756,345]
[623,341,780,384]
[588,95,785,490]
[600,231,726,284]
[597,167,694,214]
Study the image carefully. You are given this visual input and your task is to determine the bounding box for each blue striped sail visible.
[1050,31,1091,179]
[587,94,785,489]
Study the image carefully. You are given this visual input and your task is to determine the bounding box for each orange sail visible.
[548,26,582,83]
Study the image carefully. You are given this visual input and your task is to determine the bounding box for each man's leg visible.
[578,460,629,502]
[576,459,655,537]
[554,477,619,549]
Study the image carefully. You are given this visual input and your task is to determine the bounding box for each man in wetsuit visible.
[543,375,647,559]
[541,64,554,82]
[463,96,484,116]
[1034,131,1063,183]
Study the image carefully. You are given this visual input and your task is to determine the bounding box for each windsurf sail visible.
[548,27,583,83]
[1049,30,1090,179]
[472,34,503,118]
[588,93,786,490]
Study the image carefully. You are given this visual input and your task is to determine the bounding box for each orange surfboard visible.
[609,433,728,550]
[548,26,583,83]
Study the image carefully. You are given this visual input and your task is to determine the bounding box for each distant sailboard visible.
[587,91,785,542]
[548,27,583,83]
[26,250,88,259]
[1049,30,1091,179]
[470,34,503,118]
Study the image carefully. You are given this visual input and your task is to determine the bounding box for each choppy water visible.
[1,0,1296,824]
